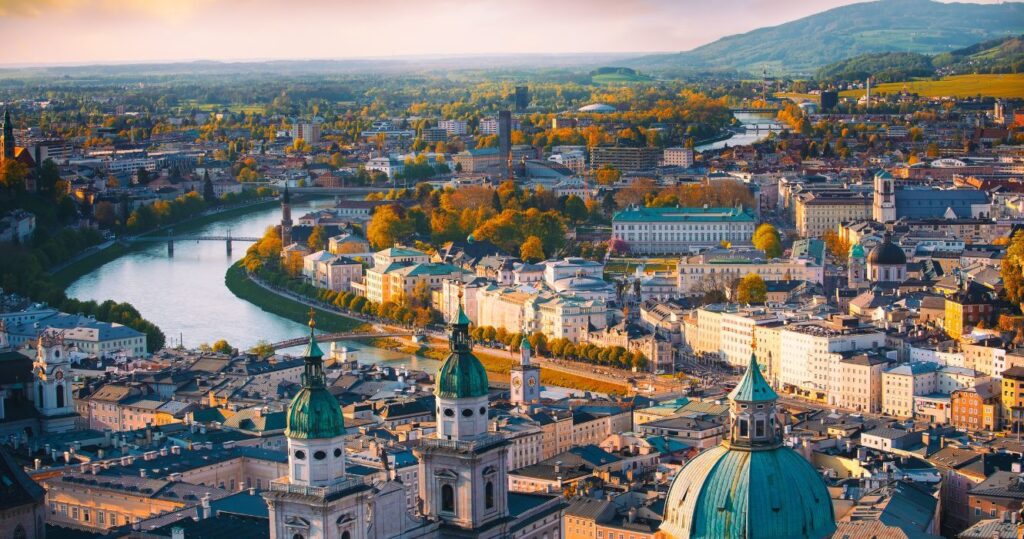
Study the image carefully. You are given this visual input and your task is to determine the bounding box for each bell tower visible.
[280,186,293,246]
[510,336,540,407]
[33,330,77,434]
[414,299,511,532]
[2,109,14,161]
[872,171,896,223]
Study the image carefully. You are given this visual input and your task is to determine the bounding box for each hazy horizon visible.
[0,0,1012,68]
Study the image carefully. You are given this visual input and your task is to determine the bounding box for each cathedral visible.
[659,354,836,539]
[266,307,566,538]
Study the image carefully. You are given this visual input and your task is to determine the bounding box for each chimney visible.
[140,469,147,478]
[34,459,40,470]
[171,445,181,455]
[160,447,168,457]
[627,507,637,523]
[199,493,211,519]
[554,461,561,474]
[171,527,185,539]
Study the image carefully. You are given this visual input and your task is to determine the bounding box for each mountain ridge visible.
[627,0,1024,75]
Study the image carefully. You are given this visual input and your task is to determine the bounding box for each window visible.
[444,408,454,417]
[485,481,495,509]
[334,448,342,458]
[462,409,473,418]
[739,419,749,437]
[342,533,351,539]
[314,451,326,460]
[755,419,766,438]
[295,450,306,460]
[13,525,25,539]
[56,384,64,408]
[441,484,455,512]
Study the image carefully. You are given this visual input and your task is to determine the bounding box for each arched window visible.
[13,525,26,539]
[485,481,494,509]
[55,384,64,408]
[37,384,43,406]
[738,418,749,437]
[292,534,304,539]
[441,484,455,513]
[341,532,351,539]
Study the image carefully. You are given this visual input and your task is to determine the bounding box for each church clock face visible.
[512,378,522,389]
[527,377,536,387]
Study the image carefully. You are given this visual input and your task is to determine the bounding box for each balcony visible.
[268,476,365,498]
[417,433,507,454]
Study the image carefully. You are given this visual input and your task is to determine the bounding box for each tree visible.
[0,160,28,193]
[594,165,621,186]
[736,273,767,304]
[367,205,415,250]
[752,223,782,258]
[249,340,275,358]
[202,170,217,204]
[212,339,233,354]
[1002,231,1024,306]
[563,195,588,223]
[822,229,851,263]
[307,225,327,251]
[520,235,545,262]
[94,201,117,228]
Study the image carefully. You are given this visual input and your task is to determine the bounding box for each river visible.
[696,111,781,152]
[66,199,426,366]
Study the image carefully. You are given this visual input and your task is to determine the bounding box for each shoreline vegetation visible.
[224,262,367,334]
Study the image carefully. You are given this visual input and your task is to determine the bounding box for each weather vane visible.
[308,308,316,329]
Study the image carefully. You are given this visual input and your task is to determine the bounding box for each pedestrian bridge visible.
[125,235,260,242]
[270,331,422,350]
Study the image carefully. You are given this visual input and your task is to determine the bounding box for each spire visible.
[301,308,325,387]
[449,291,472,352]
[282,185,290,204]
[2,108,13,160]
[729,353,777,404]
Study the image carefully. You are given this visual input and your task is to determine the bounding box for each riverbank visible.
[225,262,367,334]
[694,130,735,150]
[53,198,283,288]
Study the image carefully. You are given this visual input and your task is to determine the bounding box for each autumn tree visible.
[520,235,545,262]
[752,223,782,258]
[0,160,28,194]
[212,339,233,354]
[736,273,767,304]
[594,165,621,186]
[367,204,416,250]
[1002,231,1024,306]
[307,225,327,251]
[822,229,852,263]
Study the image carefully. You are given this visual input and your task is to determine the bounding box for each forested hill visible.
[627,0,1024,74]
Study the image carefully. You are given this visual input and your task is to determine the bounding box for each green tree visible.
[249,340,274,358]
[736,273,767,304]
[202,170,217,204]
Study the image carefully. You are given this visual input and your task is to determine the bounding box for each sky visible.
[0,0,1011,66]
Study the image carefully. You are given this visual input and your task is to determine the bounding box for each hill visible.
[627,0,1024,74]
[816,35,1024,82]
[838,73,1024,99]
[590,66,653,83]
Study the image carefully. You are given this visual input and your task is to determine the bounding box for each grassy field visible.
[224,262,367,333]
[604,258,677,276]
[839,74,1024,99]
[180,100,266,114]
[775,92,818,102]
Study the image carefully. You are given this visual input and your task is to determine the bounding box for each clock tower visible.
[510,336,540,407]
[33,330,77,434]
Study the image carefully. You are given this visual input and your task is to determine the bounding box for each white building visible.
[548,151,586,174]
[293,122,322,144]
[366,156,405,179]
[663,147,694,168]
[437,119,468,136]
[777,319,885,404]
[611,206,756,255]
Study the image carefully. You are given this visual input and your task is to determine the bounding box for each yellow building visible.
[1001,366,1024,430]
[793,192,872,238]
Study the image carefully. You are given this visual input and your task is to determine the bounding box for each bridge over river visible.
[124,234,259,255]
[270,330,422,350]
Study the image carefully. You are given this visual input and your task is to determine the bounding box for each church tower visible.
[414,299,511,534]
[2,109,14,161]
[847,243,866,289]
[280,186,293,246]
[510,336,540,407]
[872,171,896,223]
[33,330,77,434]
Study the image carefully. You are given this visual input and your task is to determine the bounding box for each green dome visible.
[286,386,346,439]
[285,310,344,439]
[435,304,488,399]
[435,348,489,399]
[849,243,865,259]
[661,445,836,539]
[729,355,777,403]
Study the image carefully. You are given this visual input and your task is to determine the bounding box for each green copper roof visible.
[285,311,345,439]
[435,304,488,399]
[612,206,755,223]
[520,336,531,350]
[729,355,777,403]
[850,243,865,259]
[662,444,836,539]
[286,387,346,439]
